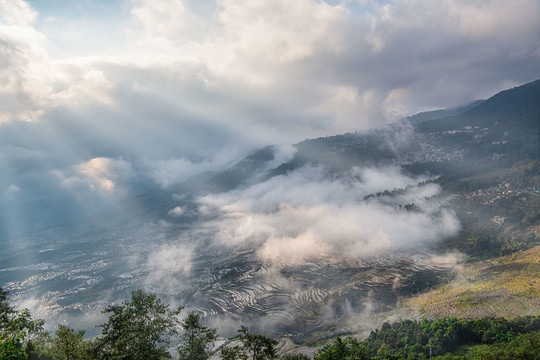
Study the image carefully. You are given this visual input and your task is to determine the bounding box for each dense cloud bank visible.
[204,166,460,263]
[143,165,461,276]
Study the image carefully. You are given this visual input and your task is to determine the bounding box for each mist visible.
[2,0,538,342]
[122,159,464,337]
[1,0,539,238]
[196,165,460,265]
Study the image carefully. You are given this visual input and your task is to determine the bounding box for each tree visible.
[0,287,45,360]
[220,345,245,360]
[95,290,183,360]
[1,287,13,323]
[25,331,53,360]
[313,337,369,360]
[51,325,89,360]
[221,326,278,360]
[177,312,217,360]
[313,337,346,360]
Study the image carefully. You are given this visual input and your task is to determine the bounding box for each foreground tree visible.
[1,287,45,360]
[25,331,53,360]
[312,336,371,360]
[221,326,278,360]
[95,290,183,360]
[52,325,90,360]
[177,312,217,360]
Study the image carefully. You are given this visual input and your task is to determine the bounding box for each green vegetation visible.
[443,160,540,258]
[434,331,540,359]
[361,316,540,359]
[2,286,540,359]
[405,245,540,319]
[311,317,540,360]
[178,312,217,360]
[2,159,538,359]
[0,287,280,360]
[93,290,183,359]
[50,325,90,360]
[1,287,44,360]
[220,326,278,360]
[313,337,370,360]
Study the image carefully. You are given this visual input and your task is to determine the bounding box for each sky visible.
[1,0,540,237]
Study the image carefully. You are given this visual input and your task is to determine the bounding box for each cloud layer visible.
[0,0,539,237]
[198,166,460,265]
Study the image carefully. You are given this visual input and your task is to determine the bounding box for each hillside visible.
[403,100,484,125]
[418,79,540,133]
[404,245,540,319]
[416,79,540,162]
[1,79,539,345]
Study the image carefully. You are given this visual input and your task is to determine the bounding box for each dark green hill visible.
[417,80,540,159]
[404,99,484,125]
[418,79,540,132]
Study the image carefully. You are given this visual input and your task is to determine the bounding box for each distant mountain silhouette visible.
[403,100,484,125]
[417,79,540,133]
[417,79,540,160]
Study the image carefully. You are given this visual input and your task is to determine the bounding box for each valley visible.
[1,79,539,344]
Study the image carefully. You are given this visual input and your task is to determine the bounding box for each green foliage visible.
[94,289,183,360]
[1,288,45,360]
[463,331,540,359]
[313,337,369,360]
[177,312,218,360]
[220,345,245,360]
[1,287,14,323]
[221,326,278,360]
[25,331,53,360]
[365,316,538,359]
[431,331,540,359]
[51,325,90,360]
[4,286,540,360]
[310,316,540,359]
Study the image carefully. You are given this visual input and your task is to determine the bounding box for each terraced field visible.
[0,212,459,341]
[405,245,540,319]
[166,248,459,340]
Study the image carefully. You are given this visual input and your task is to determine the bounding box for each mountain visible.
[402,100,484,125]
[1,79,539,341]
[419,79,540,131]
[417,80,540,161]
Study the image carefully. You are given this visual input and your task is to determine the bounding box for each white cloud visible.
[210,0,350,79]
[267,144,297,169]
[131,0,202,39]
[0,0,51,124]
[168,206,184,216]
[1,0,539,237]
[2,0,540,132]
[120,0,540,136]
[148,146,243,187]
[200,166,460,265]
[78,157,132,191]
[0,0,37,26]
[57,157,133,195]
[0,0,116,125]
[145,243,194,288]
[50,66,114,108]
